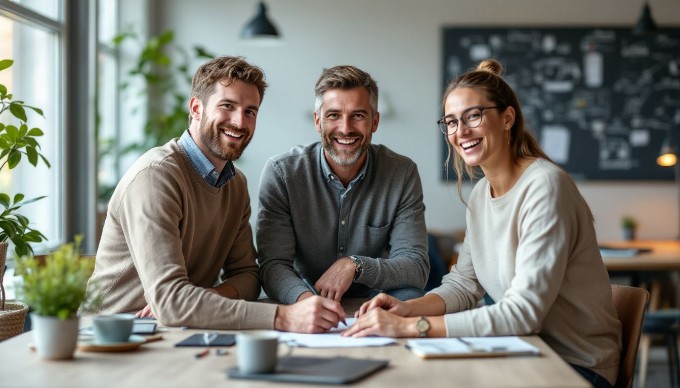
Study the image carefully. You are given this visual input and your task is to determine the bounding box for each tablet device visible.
[227,356,388,384]
[175,333,236,347]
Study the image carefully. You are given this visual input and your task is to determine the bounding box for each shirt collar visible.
[179,130,235,188]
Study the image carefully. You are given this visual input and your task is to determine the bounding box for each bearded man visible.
[257,65,429,305]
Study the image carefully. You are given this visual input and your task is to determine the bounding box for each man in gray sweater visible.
[257,65,430,305]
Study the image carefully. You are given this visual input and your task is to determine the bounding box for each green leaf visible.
[27,127,44,136]
[0,193,9,206]
[13,193,24,203]
[0,59,13,71]
[0,84,6,96]
[27,146,38,166]
[5,124,18,140]
[9,103,27,122]
[25,105,44,116]
[7,149,21,168]
[40,154,51,168]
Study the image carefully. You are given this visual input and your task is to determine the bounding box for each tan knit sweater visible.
[88,139,276,329]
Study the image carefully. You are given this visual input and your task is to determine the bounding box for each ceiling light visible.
[240,2,280,40]
[657,134,677,167]
[634,2,658,35]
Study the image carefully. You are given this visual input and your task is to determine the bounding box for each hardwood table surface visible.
[601,240,680,271]
[0,300,589,388]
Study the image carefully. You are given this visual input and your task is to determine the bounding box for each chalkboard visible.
[441,27,680,181]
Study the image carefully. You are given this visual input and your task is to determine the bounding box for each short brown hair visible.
[314,65,378,114]
[191,56,268,104]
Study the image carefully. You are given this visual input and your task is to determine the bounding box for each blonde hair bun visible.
[476,59,504,77]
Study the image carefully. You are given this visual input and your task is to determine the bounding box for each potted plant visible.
[0,58,50,340]
[621,216,638,241]
[0,59,49,258]
[14,236,100,359]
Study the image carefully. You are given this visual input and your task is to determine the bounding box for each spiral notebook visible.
[227,356,388,384]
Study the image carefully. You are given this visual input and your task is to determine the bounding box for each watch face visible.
[416,317,430,332]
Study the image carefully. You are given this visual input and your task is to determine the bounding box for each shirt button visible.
[341,220,345,225]
[339,246,344,252]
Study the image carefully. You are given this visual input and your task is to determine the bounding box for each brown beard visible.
[198,115,251,161]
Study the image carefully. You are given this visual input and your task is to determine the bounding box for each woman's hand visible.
[355,293,410,318]
[342,308,416,338]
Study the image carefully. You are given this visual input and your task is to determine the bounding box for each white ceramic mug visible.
[236,331,285,374]
[92,313,135,343]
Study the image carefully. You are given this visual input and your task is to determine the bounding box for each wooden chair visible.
[611,284,650,388]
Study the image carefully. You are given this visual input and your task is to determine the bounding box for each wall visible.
[153,0,680,241]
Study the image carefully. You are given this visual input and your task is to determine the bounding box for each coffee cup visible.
[92,313,135,343]
[236,331,284,374]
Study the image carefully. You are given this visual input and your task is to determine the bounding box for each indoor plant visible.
[0,59,49,258]
[0,58,50,341]
[621,216,638,241]
[14,236,100,359]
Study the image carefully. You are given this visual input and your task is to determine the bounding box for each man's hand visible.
[274,296,346,333]
[315,257,355,302]
[135,304,156,318]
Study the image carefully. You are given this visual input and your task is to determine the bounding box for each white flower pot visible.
[31,313,79,359]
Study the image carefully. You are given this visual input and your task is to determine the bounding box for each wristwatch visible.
[415,316,431,338]
[349,255,363,282]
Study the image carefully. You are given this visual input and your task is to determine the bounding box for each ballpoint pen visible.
[295,269,319,296]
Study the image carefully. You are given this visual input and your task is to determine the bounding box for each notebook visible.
[406,336,541,359]
[226,356,389,384]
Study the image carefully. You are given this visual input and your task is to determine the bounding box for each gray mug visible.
[236,331,284,374]
[92,313,135,343]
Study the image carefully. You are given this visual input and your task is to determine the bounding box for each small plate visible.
[78,335,147,352]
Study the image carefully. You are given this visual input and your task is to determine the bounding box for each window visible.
[0,1,65,256]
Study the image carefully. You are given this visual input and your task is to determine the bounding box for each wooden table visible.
[0,300,589,388]
[602,240,680,272]
[602,240,680,309]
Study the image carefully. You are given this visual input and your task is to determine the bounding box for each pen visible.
[194,349,209,359]
[295,269,319,296]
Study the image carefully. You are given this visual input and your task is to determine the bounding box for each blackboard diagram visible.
[442,27,680,180]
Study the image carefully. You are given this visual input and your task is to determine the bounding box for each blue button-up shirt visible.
[179,130,235,188]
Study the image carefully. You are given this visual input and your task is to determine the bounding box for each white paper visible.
[541,126,570,164]
[278,318,397,348]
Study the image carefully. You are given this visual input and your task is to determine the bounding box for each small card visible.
[175,333,235,347]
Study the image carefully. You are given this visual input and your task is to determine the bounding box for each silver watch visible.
[349,255,363,282]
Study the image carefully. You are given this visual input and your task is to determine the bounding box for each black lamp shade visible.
[634,3,658,35]
[241,2,280,39]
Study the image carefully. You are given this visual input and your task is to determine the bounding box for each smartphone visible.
[133,321,157,335]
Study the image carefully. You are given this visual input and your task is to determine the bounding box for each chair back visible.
[611,284,649,388]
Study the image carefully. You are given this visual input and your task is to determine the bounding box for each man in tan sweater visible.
[88,56,344,332]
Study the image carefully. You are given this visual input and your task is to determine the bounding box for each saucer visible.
[78,335,146,352]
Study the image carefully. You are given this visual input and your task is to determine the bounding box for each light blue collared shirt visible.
[179,130,235,188]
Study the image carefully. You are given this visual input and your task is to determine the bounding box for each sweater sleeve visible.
[118,166,276,329]
[219,175,261,301]
[256,159,310,304]
[354,163,430,290]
